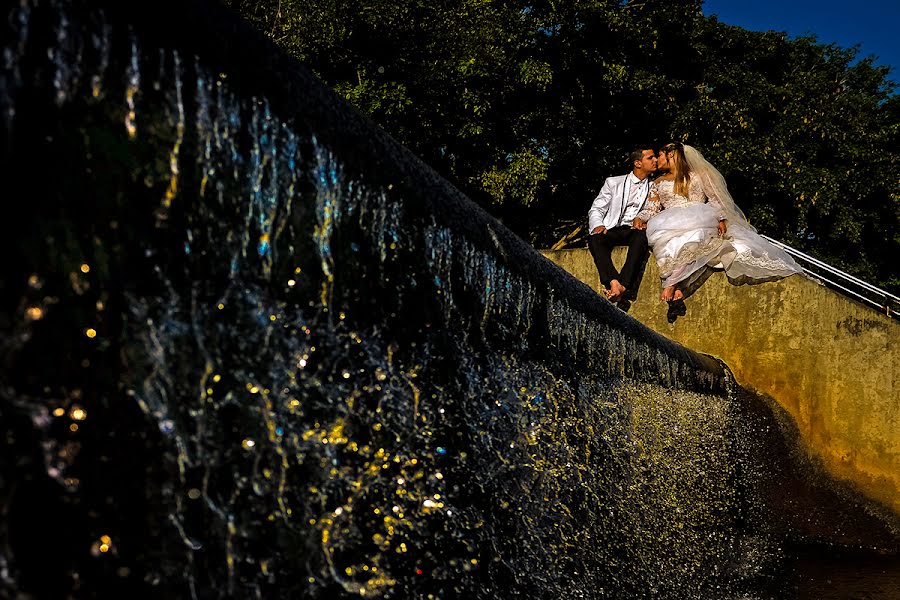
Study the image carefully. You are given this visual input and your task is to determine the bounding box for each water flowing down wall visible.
[0,1,895,599]
[544,247,900,518]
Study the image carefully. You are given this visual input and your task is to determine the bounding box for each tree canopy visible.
[225,0,899,292]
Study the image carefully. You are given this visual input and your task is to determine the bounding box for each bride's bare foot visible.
[661,286,675,302]
[672,288,684,301]
[607,280,626,302]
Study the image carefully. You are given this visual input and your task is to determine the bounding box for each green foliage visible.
[225,0,899,292]
[675,23,899,287]
[480,149,549,207]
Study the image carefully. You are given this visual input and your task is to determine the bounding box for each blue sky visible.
[702,0,899,88]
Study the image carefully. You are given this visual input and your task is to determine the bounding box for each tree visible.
[225,0,900,292]
[675,21,899,288]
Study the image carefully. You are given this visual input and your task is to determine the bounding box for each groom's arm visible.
[588,178,615,233]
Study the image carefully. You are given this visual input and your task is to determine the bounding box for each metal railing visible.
[761,235,900,319]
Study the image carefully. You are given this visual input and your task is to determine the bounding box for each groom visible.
[587,145,656,308]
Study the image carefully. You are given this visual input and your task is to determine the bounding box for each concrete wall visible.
[542,247,900,515]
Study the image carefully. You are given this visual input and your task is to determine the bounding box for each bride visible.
[637,142,803,307]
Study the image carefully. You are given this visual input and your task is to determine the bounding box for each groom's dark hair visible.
[628,145,654,167]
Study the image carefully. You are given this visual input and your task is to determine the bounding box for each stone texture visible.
[542,247,900,515]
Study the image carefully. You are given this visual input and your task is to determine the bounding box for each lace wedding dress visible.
[639,176,803,298]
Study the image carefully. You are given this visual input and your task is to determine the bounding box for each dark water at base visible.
[0,0,897,598]
[790,551,900,599]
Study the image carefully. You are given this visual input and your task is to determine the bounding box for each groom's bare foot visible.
[672,288,684,301]
[607,280,626,302]
[661,286,675,302]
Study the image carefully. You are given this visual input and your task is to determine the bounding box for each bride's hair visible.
[661,142,690,196]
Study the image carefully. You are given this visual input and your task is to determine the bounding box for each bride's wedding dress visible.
[640,176,803,299]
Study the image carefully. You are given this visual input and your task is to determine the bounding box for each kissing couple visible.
[587,143,802,318]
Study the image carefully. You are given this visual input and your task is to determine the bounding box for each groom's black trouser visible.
[587,225,649,299]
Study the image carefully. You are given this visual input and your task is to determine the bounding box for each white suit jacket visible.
[587,173,650,232]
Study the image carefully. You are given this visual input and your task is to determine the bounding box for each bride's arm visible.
[635,183,662,225]
[698,176,729,234]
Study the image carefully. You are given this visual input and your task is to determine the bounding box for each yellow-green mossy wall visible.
[542,248,899,515]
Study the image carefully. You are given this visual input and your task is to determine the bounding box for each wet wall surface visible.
[0,1,896,598]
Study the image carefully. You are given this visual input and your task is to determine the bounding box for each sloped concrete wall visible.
[542,247,900,515]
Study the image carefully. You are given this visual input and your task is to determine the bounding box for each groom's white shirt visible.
[587,172,651,232]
